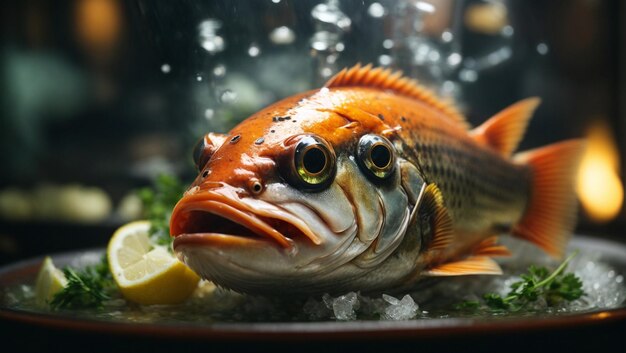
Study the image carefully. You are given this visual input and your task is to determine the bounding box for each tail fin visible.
[512,140,585,258]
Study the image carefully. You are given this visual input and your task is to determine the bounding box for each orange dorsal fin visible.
[472,236,512,257]
[423,256,503,276]
[470,98,541,157]
[512,140,585,258]
[325,64,469,128]
[421,184,454,251]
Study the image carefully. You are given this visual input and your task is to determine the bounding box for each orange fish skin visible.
[171,65,582,295]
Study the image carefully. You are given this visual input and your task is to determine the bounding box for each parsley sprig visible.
[137,174,186,247]
[50,255,116,310]
[458,251,584,312]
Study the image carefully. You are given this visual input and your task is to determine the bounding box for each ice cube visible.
[382,294,419,320]
[330,292,360,321]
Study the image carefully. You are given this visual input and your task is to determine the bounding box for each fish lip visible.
[170,188,321,250]
[173,232,269,250]
[171,197,294,249]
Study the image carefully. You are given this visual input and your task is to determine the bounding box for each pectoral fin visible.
[472,236,512,257]
[423,256,503,276]
[421,183,454,251]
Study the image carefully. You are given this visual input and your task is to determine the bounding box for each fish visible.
[170,64,584,295]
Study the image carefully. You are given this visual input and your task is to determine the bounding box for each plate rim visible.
[1,235,625,341]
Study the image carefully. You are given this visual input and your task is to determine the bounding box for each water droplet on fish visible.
[446,52,462,67]
[204,108,214,120]
[219,89,237,104]
[213,64,226,78]
[378,54,392,66]
[501,25,514,37]
[382,39,394,49]
[248,43,261,57]
[160,64,171,74]
[196,74,203,82]
[311,2,351,31]
[269,26,296,45]
[536,42,549,55]
[441,30,453,43]
[459,68,478,82]
[198,19,225,55]
[367,2,386,18]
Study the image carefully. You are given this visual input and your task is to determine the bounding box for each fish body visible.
[170,65,583,295]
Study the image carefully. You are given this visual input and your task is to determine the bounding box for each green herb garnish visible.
[50,255,116,310]
[137,174,186,247]
[458,251,585,313]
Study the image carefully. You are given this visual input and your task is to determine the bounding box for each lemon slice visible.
[35,256,67,308]
[107,220,200,305]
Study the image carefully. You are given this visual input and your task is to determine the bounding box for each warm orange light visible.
[576,119,624,223]
[75,0,121,52]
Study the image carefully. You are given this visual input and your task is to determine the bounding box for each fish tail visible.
[512,139,586,258]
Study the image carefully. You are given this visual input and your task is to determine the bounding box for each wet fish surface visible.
[170,64,584,295]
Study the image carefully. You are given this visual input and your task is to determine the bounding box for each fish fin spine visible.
[422,184,454,251]
[423,256,502,276]
[325,63,469,128]
[470,97,541,157]
[472,236,512,257]
[512,139,585,258]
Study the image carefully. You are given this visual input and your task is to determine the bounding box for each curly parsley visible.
[458,251,585,313]
[50,255,116,310]
[137,174,186,247]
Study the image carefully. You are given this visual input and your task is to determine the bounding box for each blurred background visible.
[0,0,624,264]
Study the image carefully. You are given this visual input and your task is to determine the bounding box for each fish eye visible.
[357,134,396,180]
[193,134,222,171]
[192,137,210,171]
[285,135,336,191]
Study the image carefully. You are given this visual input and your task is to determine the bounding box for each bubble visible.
[198,19,225,54]
[459,68,478,82]
[311,2,351,31]
[382,39,394,49]
[414,1,435,13]
[536,42,549,55]
[196,74,203,82]
[501,25,514,37]
[320,67,333,78]
[212,64,226,78]
[446,52,462,66]
[378,54,392,66]
[427,51,440,62]
[160,64,171,74]
[269,26,296,45]
[441,30,453,43]
[326,54,338,64]
[204,109,214,120]
[248,43,261,57]
[367,2,386,18]
[219,89,237,104]
[335,42,345,52]
[311,31,338,51]
[271,0,281,3]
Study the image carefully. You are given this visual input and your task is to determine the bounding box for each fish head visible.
[170,89,420,294]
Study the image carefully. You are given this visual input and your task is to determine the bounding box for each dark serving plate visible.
[1,235,625,353]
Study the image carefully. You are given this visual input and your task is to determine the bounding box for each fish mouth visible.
[170,188,321,251]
